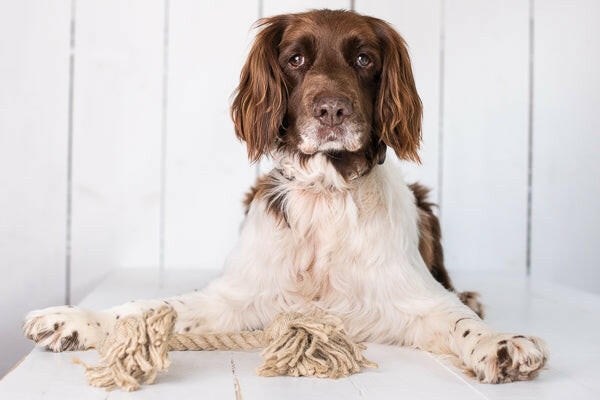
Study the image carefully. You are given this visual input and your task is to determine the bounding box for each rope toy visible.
[72,306,377,392]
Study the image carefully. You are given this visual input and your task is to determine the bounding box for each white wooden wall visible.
[1,0,599,376]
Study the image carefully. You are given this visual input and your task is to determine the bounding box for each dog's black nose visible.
[313,97,353,127]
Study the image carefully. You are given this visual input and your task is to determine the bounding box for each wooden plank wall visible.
[1,0,599,376]
[442,0,530,273]
[70,0,165,302]
[531,0,600,293]
[164,0,258,271]
[0,0,71,377]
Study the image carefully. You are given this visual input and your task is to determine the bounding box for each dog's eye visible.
[288,54,305,68]
[356,54,372,68]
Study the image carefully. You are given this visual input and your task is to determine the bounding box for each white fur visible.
[23,151,548,383]
[296,117,367,153]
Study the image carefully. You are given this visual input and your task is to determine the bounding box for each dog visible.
[23,9,547,383]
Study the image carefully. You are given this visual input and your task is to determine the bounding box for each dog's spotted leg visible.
[407,297,548,384]
[445,312,549,383]
[24,277,271,352]
[453,317,549,383]
[23,306,110,351]
[23,299,170,352]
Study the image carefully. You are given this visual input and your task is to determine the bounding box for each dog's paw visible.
[23,306,105,352]
[469,333,548,383]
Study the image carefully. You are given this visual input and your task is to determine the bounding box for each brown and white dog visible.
[23,10,547,384]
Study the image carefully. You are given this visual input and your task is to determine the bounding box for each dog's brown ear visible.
[368,17,422,163]
[231,16,289,163]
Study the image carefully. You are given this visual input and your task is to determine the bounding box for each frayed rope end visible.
[72,306,176,392]
[257,311,377,379]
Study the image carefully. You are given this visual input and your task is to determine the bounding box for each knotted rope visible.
[72,306,377,392]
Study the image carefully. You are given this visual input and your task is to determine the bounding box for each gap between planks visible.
[425,352,490,400]
[231,354,243,400]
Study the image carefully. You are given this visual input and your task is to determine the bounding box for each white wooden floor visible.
[1,269,599,399]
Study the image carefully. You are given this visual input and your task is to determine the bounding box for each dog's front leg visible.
[406,297,549,384]
[23,275,273,352]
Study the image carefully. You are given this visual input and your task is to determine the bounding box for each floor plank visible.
[232,349,363,400]
[348,344,485,399]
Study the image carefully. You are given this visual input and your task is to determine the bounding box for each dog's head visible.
[231,9,422,171]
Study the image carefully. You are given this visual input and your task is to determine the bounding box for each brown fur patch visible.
[34,329,54,341]
[325,138,387,181]
[243,174,289,226]
[411,183,485,318]
[410,183,454,291]
[458,291,485,319]
[59,330,79,351]
[243,180,263,215]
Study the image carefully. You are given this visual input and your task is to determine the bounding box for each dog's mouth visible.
[296,119,368,154]
[317,126,345,141]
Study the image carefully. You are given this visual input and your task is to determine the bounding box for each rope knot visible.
[258,311,377,379]
[72,306,176,392]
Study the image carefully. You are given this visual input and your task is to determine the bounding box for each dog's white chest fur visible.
[232,154,439,342]
[284,181,360,302]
